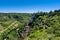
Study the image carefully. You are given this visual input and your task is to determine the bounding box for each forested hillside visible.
[0,10,60,40]
[25,10,60,40]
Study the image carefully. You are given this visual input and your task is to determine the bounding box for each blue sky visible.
[0,0,60,13]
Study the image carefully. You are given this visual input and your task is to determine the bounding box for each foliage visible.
[0,9,60,40]
[25,10,60,40]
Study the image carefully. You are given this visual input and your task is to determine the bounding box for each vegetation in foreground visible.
[0,10,60,40]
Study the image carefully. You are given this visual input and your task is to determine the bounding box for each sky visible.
[0,0,60,13]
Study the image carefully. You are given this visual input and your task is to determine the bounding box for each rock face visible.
[18,23,32,40]
[18,25,31,40]
[22,26,31,38]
